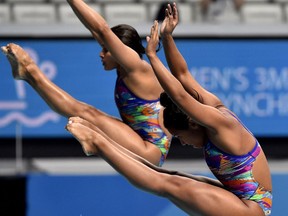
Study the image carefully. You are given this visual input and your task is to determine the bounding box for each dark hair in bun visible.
[160,90,203,130]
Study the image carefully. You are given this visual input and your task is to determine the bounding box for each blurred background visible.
[0,0,288,215]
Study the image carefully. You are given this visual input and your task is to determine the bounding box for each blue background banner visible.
[26,173,287,216]
[0,39,287,137]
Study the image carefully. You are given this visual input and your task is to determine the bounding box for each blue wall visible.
[1,39,288,137]
[26,174,185,216]
[26,173,287,216]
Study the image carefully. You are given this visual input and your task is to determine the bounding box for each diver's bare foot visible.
[68,116,104,135]
[66,117,100,156]
[1,43,35,80]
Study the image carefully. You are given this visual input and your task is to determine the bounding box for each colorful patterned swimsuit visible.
[204,112,272,215]
[114,77,170,166]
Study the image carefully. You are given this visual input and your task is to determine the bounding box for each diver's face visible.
[170,124,206,149]
[99,46,118,71]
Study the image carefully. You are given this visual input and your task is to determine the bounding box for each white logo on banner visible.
[0,47,60,127]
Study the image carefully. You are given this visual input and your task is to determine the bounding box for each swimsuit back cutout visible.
[204,109,272,215]
[204,109,261,198]
[204,140,260,198]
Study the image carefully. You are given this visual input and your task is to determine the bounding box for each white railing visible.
[0,1,288,37]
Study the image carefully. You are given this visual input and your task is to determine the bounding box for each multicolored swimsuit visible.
[204,112,272,215]
[114,77,170,166]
